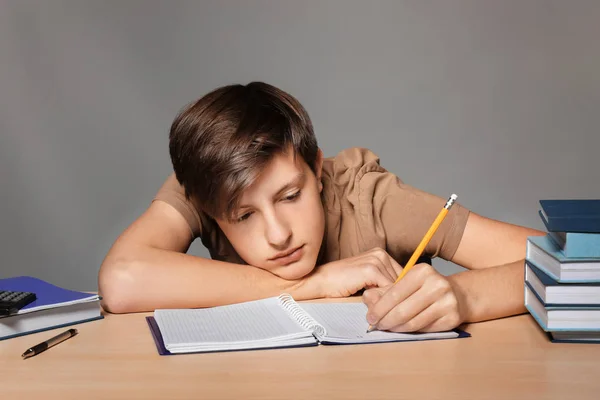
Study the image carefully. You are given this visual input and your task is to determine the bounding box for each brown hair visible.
[169,82,318,221]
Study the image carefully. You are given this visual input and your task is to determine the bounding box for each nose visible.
[264,210,292,249]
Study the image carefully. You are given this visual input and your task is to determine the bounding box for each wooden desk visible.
[1,304,598,400]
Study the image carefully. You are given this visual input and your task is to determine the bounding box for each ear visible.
[315,148,324,192]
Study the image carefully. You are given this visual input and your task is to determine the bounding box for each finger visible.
[364,266,394,288]
[376,251,404,281]
[362,287,385,307]
[368,249,397,282]
[365,267,427,325]
[369,255,396,282]
[419,308,462,332]
[418,315,456,333]
[384,301,444,333]
[388,256,404,279]
[375,286,441,331]
[377,287,440,330]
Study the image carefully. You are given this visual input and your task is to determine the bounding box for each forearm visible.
[99,246,316,313]
[447,260,526,323]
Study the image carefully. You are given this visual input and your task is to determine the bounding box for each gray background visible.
[1,0,598,291]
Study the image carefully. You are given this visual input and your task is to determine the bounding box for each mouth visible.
[269,245,305,265]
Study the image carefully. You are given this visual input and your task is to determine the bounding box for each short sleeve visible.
[377,181,470,261]
[152,173,202,238]
[329,148,470,262]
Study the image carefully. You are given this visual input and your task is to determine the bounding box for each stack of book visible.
[525,199,600,343]
[0,276,103,341]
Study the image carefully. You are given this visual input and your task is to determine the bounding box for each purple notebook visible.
[146,316,171,355]
[0,276,103,341]
[0,276,99,314]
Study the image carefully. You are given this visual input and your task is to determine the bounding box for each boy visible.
[99,82,543,333]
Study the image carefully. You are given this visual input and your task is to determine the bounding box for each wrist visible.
[447,273,473,324]
[286,272,322,301]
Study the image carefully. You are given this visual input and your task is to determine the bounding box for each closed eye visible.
[236,211,253,222]
[283,191,301,201]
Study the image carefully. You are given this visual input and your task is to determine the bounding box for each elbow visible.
[98,258,140,314]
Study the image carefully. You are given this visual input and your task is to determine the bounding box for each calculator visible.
[0,290,37,316]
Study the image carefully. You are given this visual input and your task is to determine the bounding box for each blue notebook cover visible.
[0,276,99,314]
[0,276,103,341]
[145,316,470,355]
[539,199,600,233]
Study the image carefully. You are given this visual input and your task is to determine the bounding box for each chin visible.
[274,260,316,281]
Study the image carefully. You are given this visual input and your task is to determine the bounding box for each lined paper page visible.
[154,297,310,346]
[299,303,458,343]
[299,303,370,339]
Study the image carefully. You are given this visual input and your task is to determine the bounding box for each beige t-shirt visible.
[154,147,470,266]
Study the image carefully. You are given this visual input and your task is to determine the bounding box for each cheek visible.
[294,191,325,233]
[227,229,261,255]
[218,225,263,261]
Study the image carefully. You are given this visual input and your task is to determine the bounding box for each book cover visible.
[539,199,600,233]
[0,276,99,314]
[0,276,102,341]
[550,331,600,343]
[539,210,600,258]
[525,285,600,332]
[145,315,471,356]
[145,316,320,355]
[526,235,600,282]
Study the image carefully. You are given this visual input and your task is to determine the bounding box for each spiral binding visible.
[278,294,327,338]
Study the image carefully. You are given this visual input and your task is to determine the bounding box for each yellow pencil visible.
[367,194,458,333]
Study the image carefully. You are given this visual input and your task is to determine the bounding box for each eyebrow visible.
[237,172,306,210]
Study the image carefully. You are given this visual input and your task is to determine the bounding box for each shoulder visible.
[322,147,386,177]
[321,147,401,207]
[321,147,398,193]
[153,173,204,237]
[320,148,470,262]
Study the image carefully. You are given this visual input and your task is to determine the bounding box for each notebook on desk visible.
[0,276,102,340]
[146,294,470,355]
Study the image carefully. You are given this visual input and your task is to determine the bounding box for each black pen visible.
[21,328,78,359]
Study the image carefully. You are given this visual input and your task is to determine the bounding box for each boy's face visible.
[215,149,325,280]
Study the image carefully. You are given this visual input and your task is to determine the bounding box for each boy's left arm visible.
[363,212,545,332]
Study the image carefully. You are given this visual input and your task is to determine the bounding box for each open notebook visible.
[146,294,469,355]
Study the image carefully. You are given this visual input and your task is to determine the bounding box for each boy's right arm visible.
[98,201,394,313]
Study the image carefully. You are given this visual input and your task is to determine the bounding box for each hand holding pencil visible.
[364,194,463,333]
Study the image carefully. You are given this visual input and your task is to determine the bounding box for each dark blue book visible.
[525,285,600,332]
[525,261,600,306]
[550,331,600,343]
[539,210,600,258]
[539,199,600,233]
